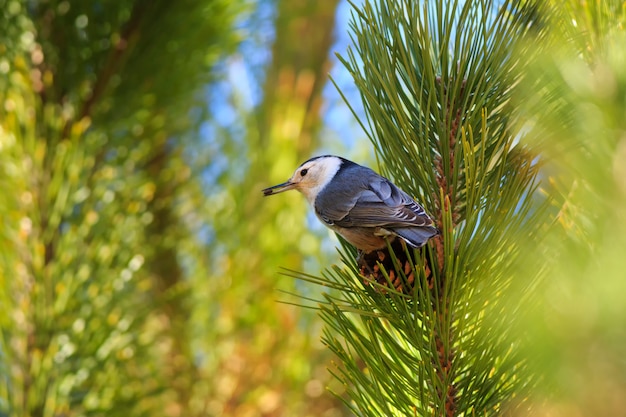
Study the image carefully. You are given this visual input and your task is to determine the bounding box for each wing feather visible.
[315,171,433,229]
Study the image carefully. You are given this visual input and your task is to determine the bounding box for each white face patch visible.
[293,156,342,205]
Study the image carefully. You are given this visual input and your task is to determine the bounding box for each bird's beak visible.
[262,181,297,196]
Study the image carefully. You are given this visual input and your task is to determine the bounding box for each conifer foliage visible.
[300,1,549,415]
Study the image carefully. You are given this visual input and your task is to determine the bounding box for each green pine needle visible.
[292,0,554,415]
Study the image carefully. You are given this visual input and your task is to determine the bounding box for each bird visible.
[262,155,439,253]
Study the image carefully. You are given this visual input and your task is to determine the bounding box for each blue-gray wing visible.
[315,169,438,247]
[315,173,434,229]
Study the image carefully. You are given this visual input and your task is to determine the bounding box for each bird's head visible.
[262,155,343,204]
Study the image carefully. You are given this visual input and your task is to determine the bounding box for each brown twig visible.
[61,1,146,140]
[429,75,469,417]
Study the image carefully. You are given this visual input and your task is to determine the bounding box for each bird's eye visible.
[300,169,308,177]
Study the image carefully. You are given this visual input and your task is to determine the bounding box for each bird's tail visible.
[393,226,439,248]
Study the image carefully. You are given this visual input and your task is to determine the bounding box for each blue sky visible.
[203,0,370,163]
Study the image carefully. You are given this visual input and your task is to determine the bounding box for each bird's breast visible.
[332,226,391,253]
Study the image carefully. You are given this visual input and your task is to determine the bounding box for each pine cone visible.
[357,239,432,294]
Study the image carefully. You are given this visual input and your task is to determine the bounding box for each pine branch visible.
[294,0,552,415]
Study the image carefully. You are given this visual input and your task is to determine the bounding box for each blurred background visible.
[0,0,363,416]
[2,0,626,416]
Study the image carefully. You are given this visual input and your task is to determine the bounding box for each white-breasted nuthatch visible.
[263,155,438,253]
